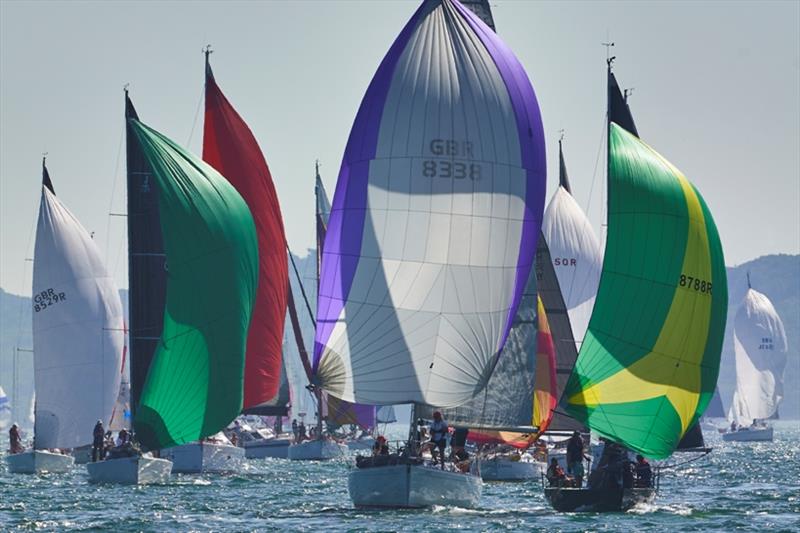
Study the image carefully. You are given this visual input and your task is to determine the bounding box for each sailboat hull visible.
[481,456,545,481]
[86,455,172,485]
[287,439,347,461]
[722,426,773,442]
[544,486,655,512]
[6,450,74,474]
[349,464,482,508]
[161,442,245,473]
[347,437,376,451]
[244,438,291,459]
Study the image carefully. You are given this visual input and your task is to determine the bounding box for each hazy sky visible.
[1,0,798,296]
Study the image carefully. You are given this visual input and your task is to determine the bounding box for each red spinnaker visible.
[203,58,288,408]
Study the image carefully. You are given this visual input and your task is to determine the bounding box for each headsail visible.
[33,161,125,449]
[729,285,787,425]
[129,118,258,450]
[203,55,289,409]
[313,0,546,407]
[563,122,727,459]
[608,71,638,137]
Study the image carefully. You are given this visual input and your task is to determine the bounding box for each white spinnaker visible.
[729,288,787,425]
[284,252,318,423]
[33,186,124,449]
[542,186,603,347]
[317,0,541,407]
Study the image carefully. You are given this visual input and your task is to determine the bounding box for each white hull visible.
[244,438,291,459]
[161,442,245,473]
[722,426,773,442]
[72,446,92,465]
[480,457,545,481]
[349,464,482,508]
[288,439,348,461]
[347,438,375,451]
[86,456,172,485]
[6,450,74,474]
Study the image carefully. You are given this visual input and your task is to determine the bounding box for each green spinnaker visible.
[129,119,258,450]
[562,123,726,459]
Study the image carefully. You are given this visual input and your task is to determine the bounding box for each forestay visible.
[129,119,258,450]
[314,0,546,407]
[33,163,124,449]
[729,286,787,425]
[563,123,727,459]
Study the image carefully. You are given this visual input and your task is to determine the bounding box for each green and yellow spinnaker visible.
[130,119,259,450]
[562,123,727,459]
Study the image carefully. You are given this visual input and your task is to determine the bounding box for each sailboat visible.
[161,52,288,473]
[287,165,349,461]
[544,60,728,512]
[0,386,11,431]
[314,0,546,507]
[86,92,258,484]
[7,159,125,475]
[723,275,787,442]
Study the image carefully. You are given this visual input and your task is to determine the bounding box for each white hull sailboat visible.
[244,437,292,459]
[722,425,773,442]
[287,439,347,461]
[349,464,481,508]
[86,455,172,485]
[6,450,74,474]
[162,441,245,474]
[480,455,545,481]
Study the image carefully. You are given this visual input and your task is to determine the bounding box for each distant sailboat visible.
[724,275,787,442]
[7,160,125,475]
[0,386,10,430]
[314,0,546,507]
[87,92,258,484]
[545,60,728,512]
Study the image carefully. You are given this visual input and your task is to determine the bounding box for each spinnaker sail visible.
[313,0,546,407]
[562,116,727,459]
[33,160,125,449]
[129,118,258,450]
[729,281,787,425]
[203,55,288,409]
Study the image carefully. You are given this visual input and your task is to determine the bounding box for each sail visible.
[542,141,603,348]
[460,0,495,30]
[0,387,12,429]
[532,296,557,435]
[324,394,376,430]
[535,233,584,432]
[729,287,787,425]
[562,123,727,459]
[314,0,546,407]
[284,252,318,422]
[203,58,288,409]
[129,119,258,450]
[32,163,125,449]
[109,340,131,431]
[126,93,167,416]
[242,358,290,417]
[376,405,397,424]
[608,72,638,137]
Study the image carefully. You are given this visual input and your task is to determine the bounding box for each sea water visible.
[1,422,798,532]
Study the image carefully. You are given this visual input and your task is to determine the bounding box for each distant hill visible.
[1,255,798,428]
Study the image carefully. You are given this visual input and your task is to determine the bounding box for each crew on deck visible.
[9,423,23,454]
[634,454,652,488]
[92,420,105,462]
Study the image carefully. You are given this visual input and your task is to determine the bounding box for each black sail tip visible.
[608,70,639,137]
[204,45,214,82]
[558,138,572,194]
[125,90,140,121]
[42,157,55,194]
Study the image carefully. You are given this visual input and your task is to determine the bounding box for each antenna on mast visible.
[624,88,635,102]
[602,41,615,67]
[558,129,565,142]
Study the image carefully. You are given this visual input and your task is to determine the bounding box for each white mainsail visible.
[541,179,603,347]
[0,386,10,430]
[32,172,125,449]
[729,285,788,426]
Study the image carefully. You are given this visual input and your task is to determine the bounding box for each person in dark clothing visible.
[634,454,652,488]
[298,421,307,442]
[372,435,389,456]
[9,423,23,454]
[292,419,299,443]
[546,458,567,487]
[566,431,585,476]
[92,420,105,462]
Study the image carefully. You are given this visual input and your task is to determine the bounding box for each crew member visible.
[634,454,652,488]
[92,420,105,462]
[9,423,23,454]
[428,411,448,469]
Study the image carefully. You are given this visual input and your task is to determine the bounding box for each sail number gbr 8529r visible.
[33,288,67,312]
[679,274,712,295]
[421,139,482,180]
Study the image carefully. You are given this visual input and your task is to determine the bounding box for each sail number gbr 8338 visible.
[421,138,482,180]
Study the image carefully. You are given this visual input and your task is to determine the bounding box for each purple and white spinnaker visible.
[313,0,546,408]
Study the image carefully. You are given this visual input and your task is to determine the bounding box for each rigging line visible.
[286,242,316,329]
[104,125,125,264]
[185,82,205,149]
[656,448,712,471]
[584,111,607,217]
